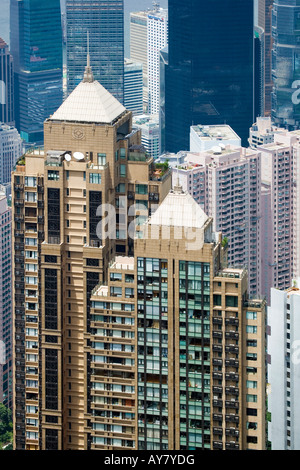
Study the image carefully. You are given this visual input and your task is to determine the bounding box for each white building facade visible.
[190,124,241,153]
[0,192,12,408]
[259,130,300,302]
[0,123,23,185]
[268,280,300,450]
[172,145,262,297]
[133,114,161,159]
[130,6,168,114]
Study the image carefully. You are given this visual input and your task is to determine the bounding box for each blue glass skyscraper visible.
[10,0,63,144]
[66,0,124,103]
[272,0,300,129]
[164,0,254,152]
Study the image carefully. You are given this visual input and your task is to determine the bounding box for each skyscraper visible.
[0,191,12,410]
[272,0,300,129]
[257,0,274,116]
[147,8,168,114]
[88,189,267,451]
[0,123,23,185]
[10,0,63,145]
[0,38,14,126]
[164,0,255,152]
[66,0,124,103]
[172,138,262,298]
[12,60,171,450]
[124,58,144,116]
[259,129,300,302]
[130,6,168,114]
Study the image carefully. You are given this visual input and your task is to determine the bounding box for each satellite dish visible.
[73,152,85,161]
[65,154,71,161]
[212,146,222,154]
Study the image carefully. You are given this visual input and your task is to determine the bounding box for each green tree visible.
[0,403,13,449]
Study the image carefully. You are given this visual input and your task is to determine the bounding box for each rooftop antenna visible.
[173,154,183,194]
[83,30,94,83]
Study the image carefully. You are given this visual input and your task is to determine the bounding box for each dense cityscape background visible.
[0,0,299,454]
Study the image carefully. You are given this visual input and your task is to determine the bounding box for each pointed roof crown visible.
[148,187,209,229]
[50,47,126,124]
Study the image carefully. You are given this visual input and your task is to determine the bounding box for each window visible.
[246,352,257,361]
[110,272,122,281]
[246,325,257,334]
[25,177,37,187]
[136,184,148,195]
[120,148,126,159]
[116,183,125,193]
[246,380,257,389]
[120,164,126,177]
[226,295,238,307]
[89,173,102,184]
[48,170,59,181]
[25,192,37,202]
[246,394,257,402]
[97,153,106,166]
[246,311,257,320]
[246,422,257,430]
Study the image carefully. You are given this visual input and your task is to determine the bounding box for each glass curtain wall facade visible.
[66,0,124,103]
[272,0,300,129]
[0,39,14,126]
[10,0,63,144]
[164,0,254,152]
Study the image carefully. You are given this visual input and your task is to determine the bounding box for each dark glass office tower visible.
[66,0,124,103]
[258,0,274,116]
[164,0,254,152]
[0,38,14,126]
[272,0,300,129]
[10,0,63,144]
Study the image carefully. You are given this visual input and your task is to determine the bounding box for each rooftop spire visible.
[83,31,94,83]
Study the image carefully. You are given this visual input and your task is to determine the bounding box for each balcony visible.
[213,427,223,436]
[225,428,239,437]
[213,441,223,450]
[225,332,239,340]
[225,414,239,424]
[225,359,239,368]
[225,400,239,410]
[225,442,239,450]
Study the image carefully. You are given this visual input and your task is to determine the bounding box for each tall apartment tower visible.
[0,123,23,185]
[130,6,168,113]
[10,0,63,144]
[124,58,144,116]
[147,9,168,114]
[66,0,124,103]
[248,116,284,148]
[0,192,13,409]
[259,129,300,302]
[12,60,171,450]
[268,279,300,450]
[258,0,274,116]
[172,143,262,298]
[133,114,161,159]
[272,0,300,129]
[88,187,266,450]
[0,38,14,126]
[164,0,254,152]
